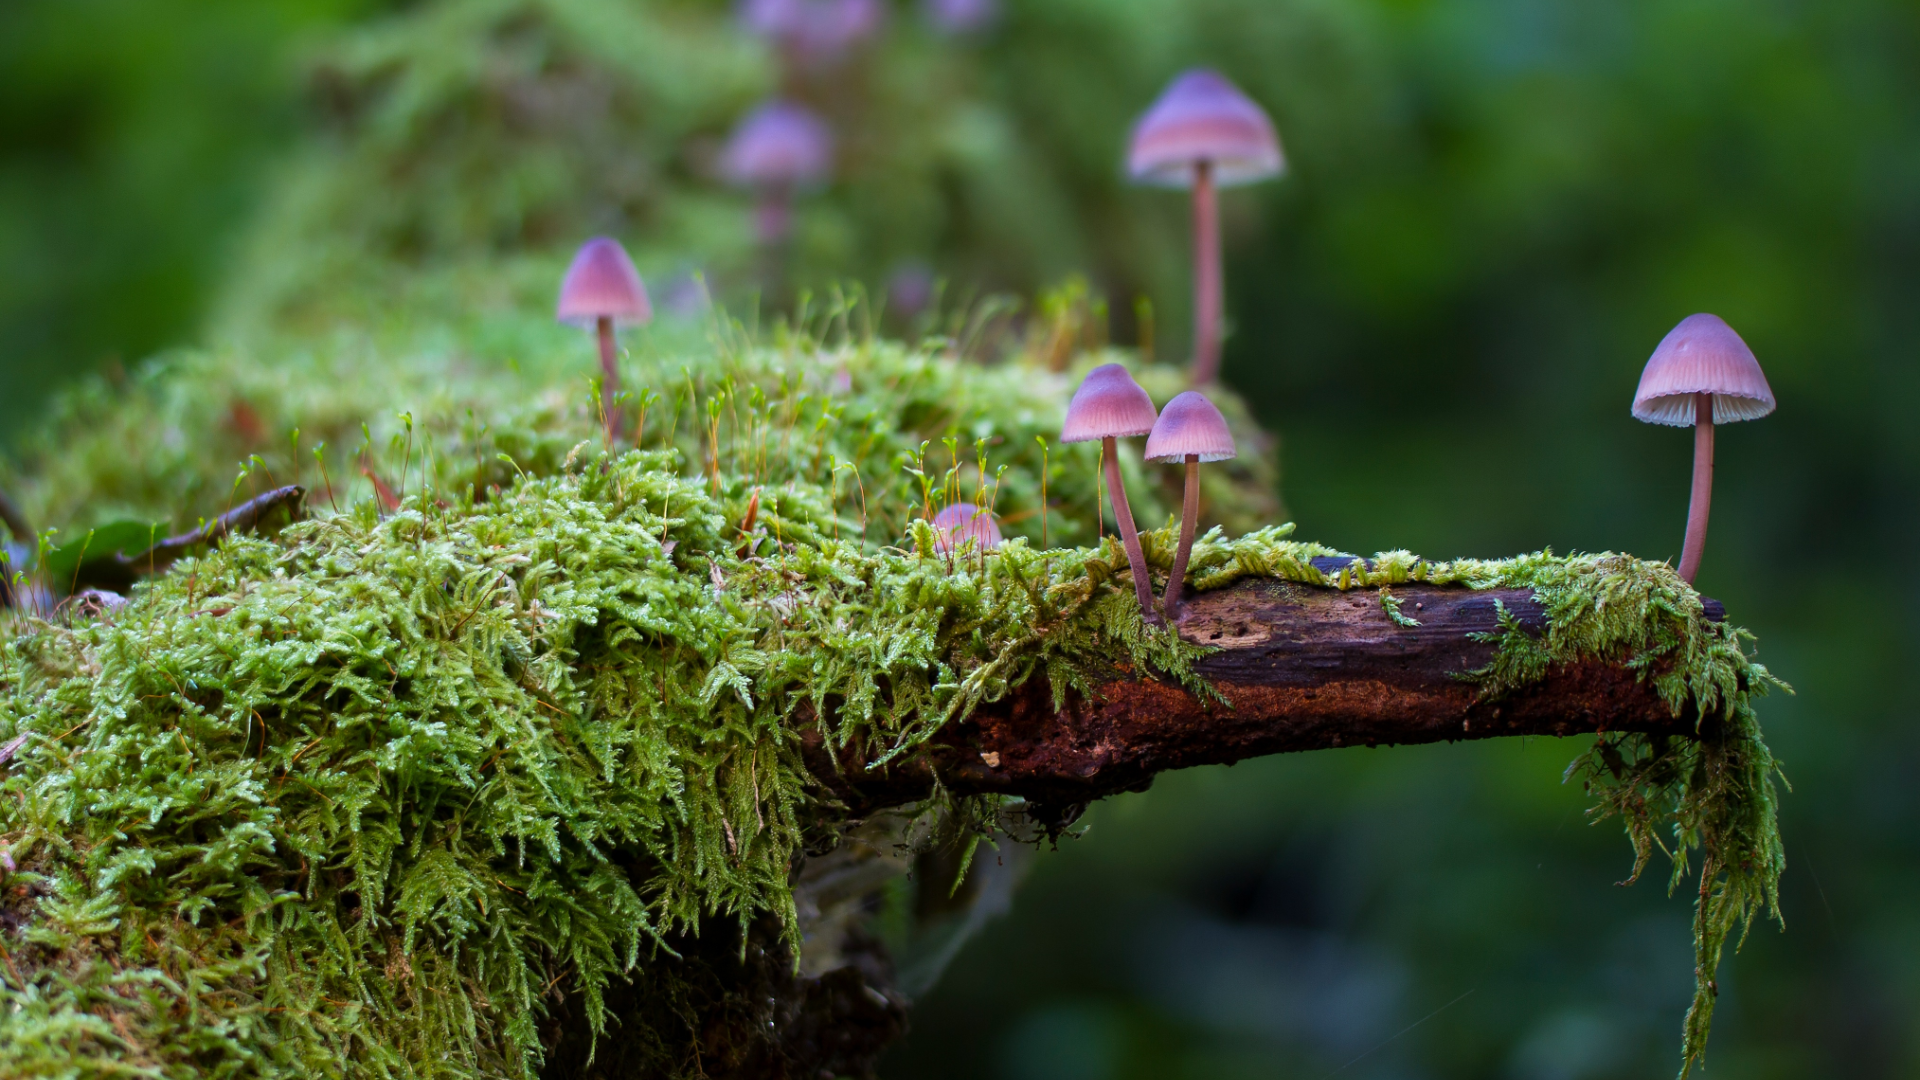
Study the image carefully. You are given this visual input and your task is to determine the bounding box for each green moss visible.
[0,333,1779,1079]
[0,301,1279,559]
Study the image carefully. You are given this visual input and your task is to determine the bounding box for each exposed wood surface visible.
[809,567,1723,814]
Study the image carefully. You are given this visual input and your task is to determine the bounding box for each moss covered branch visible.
[0,334,1784,1080]
[813,573,1731,816]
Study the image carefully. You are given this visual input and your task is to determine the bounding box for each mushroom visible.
[932,502,1002,553]
[557,237,653,443]
[1144,391,1236,618]
[1128,70,1284,386]
[924,0,998,36]
[1062,363,1161,620]
[1632,313,1776,585]
[740,0,884,69]
[720,100,834,247]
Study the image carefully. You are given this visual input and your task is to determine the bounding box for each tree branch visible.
[119,485,308,574]
[809,560,1726,816]
[62,486,308,595]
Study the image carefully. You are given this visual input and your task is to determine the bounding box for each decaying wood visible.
[810,559,1726,816]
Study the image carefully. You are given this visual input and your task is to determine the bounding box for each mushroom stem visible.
[1678,391,1715,584]
[596,315,623,443]
[754,189,794,300]
[1102,436,1158,621]
[1163,456,1200,617]
[1191,160,1222,385]
[755,189,793,247]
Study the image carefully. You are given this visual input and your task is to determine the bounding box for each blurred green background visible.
[3,0,1915,1076]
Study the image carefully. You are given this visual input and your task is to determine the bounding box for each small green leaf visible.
[43,520,166,586]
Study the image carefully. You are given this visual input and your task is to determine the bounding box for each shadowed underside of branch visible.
[812,569,1728,815]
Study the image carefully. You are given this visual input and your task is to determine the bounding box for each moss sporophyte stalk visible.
[0,339,1781,1078]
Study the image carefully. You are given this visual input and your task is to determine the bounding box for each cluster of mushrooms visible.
[553,68,1284,439]
[550,67,1779,612]
[1059,364,1235,623]
[722,0,996,251]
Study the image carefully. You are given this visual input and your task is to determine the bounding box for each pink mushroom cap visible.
[1061,363,1159,443]
[1128,69,1284,188]
[933,502,1002,552]
[740,0,883,61]
[1632,313,1776,426]
[1144,391,1237,462]
[721,101,834,190]
[924,0,998,34]
[556,238,653,327]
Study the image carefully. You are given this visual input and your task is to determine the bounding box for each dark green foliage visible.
[1457,552,1788,1077]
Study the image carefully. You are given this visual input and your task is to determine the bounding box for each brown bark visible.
[808,562,1725,815]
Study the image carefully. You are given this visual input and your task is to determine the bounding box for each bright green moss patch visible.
[0,447,1216,1078]
[0,301,1278,549]
[0,332,1780,1079]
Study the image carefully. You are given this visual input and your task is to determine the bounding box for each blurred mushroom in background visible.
[556,237,653,443]
[923,0,999,36]
[1129,70,1283,385]
[721,100,835,249]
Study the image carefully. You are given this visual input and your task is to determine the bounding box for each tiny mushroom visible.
[1632,313,1776,585]
[740,0,883,68]
[1144,391,1236,618]
[1128,70,1283,386]
[557,237,653,442]
[1062,363,1161,620]
[720,100,834,246]
[932,502,1002,553]
[924,0,998,35]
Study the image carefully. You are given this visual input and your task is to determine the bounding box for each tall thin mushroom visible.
[1632,313,1776,584]
[1128,70,1283,386]
[740,0,885,73]
[557,238,653,443]
[1144,391,1236,618]
[1062,364,1160,620]
[720,100,834,249]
